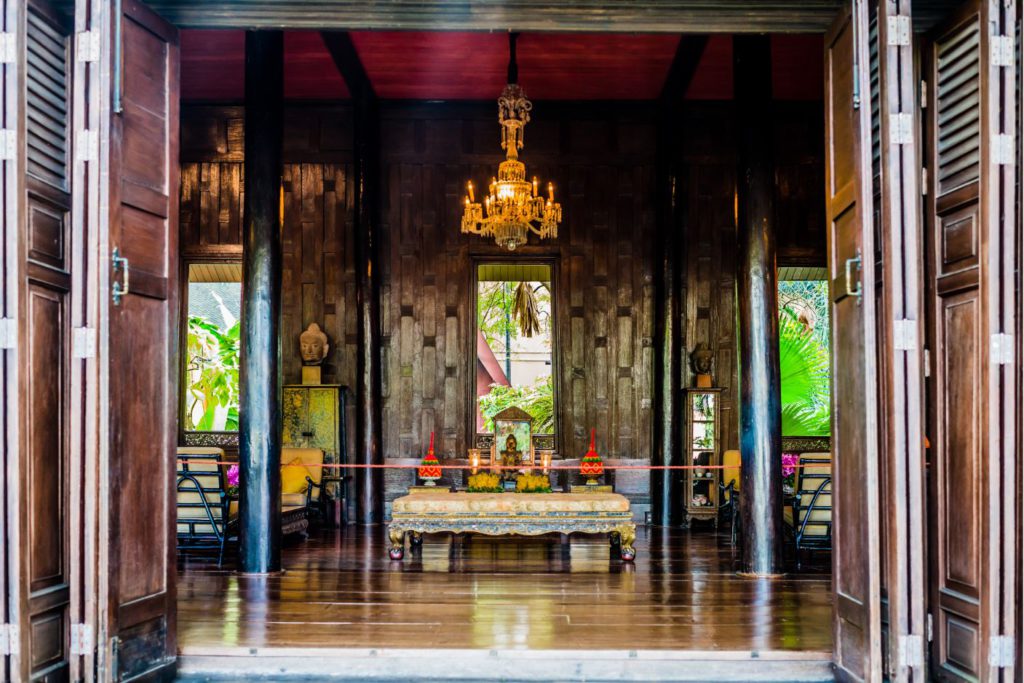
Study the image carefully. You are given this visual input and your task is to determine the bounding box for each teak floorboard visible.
[177,526,832,652]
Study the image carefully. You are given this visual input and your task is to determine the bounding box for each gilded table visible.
[387,492,637,561]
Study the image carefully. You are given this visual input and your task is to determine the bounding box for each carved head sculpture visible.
[504,434,519,453]
[690,343,714,375]
[299,323,329,366]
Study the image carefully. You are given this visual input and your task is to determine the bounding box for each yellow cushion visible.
[281,457,311,494]
[783,506,794,527]
[282,447,324,486]
[721,449,741,496]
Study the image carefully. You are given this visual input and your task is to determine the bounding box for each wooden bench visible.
[387,492,637,561]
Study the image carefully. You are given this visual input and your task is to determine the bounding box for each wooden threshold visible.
[178,646,833,682]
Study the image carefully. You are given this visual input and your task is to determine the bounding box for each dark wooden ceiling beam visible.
[320,31,376,101]
[149,1,849,32]
[660,35,709,107]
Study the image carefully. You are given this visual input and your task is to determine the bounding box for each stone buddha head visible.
[299,323,329,366]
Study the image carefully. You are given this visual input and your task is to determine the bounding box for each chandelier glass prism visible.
[461,34,561,251]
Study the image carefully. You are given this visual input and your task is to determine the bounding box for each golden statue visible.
[499,434,521,482]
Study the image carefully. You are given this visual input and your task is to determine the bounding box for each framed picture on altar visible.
[492,406,534,467]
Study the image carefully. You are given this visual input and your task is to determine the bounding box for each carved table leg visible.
[388,527,405,560]
[617,524,637,562]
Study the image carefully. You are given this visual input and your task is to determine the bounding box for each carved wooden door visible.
[923,0,1018,680]
[94,0,180,679]
[824,2,883,680]
[869,1,927,680]
[2,0,89,678]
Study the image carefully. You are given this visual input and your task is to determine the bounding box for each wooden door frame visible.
[467,253,562,460]
[1,0,25,679]
[874,0,927,679]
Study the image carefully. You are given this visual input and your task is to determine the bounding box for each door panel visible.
[870,1,927,680]
[98,0,179,679]
[924,0,1018,680]
[16,1,76,679]
[825,2,883,681]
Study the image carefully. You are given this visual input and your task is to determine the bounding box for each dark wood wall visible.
[179,105,359,463]
[675,102,825,454]
[178,100,824,509]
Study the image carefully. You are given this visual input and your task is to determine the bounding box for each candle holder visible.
[468,448,481,475]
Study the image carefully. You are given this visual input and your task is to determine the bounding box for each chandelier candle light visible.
[461,33,562,251]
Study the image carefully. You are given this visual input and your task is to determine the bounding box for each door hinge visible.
[76,130,98,162]
[920,80,928,107]
[921,167,928,194]
[991,333,1015,365]
[893,319,918,350]
[889,113,914,145]
[72,327,97,359]
[924,348,931,378]
[897,634,926,669]
[992,134,1015,165]
[988,635,1015,668]
[69,624,94,656]
[76,30,100,63]
[0,129,15,160]
[926,613,933,642]
[887,15,912,46]
[0,32,15,63]
[991,36,1014,67]
[0,318,15,349]
[0,623,19,656]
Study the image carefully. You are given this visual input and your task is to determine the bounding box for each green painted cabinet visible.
[282,384,347,498]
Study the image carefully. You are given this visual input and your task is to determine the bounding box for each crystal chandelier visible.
[461,33,561,251]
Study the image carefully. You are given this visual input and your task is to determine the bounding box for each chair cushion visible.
[281,457,311,494]
[281,492,307,507]
[721,449,741,496]
[282,447,324,486]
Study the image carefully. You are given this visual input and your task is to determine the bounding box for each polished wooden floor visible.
[177,525,832,654]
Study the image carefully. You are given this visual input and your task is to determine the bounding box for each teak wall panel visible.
[377,105,660,506]
[179,105,358,465]
[179,101,825,506]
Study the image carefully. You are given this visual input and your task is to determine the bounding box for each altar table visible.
[387,491,637,561]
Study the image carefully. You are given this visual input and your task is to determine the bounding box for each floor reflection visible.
[177,525,832,652]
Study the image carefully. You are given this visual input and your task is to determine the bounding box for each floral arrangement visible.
[579,428,604,484]
[226,464,239,497]
[418,432,442,485]
[516,473,552,493]
[781,453,800,492]
[467,472,503,493]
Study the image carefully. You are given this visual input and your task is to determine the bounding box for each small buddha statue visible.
[300,323,330,384]
[499,434,521,482]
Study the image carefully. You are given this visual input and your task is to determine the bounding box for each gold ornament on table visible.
[461,33,561,251]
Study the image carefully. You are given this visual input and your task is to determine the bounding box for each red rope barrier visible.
[176,459,824,470]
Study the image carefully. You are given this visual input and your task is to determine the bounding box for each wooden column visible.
[239,30,284,572]
[321,33,384,524]
[653,37,708,527]
[733,35,783,575]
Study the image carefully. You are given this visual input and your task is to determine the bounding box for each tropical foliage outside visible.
[477,278,555,432]
[778,280,832,436]
[185,315,240,431]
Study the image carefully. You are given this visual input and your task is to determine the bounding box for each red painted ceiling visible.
[180,30,822,102]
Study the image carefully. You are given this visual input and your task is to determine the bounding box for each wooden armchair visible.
[176,447,234,565]
[784,452,832,569]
